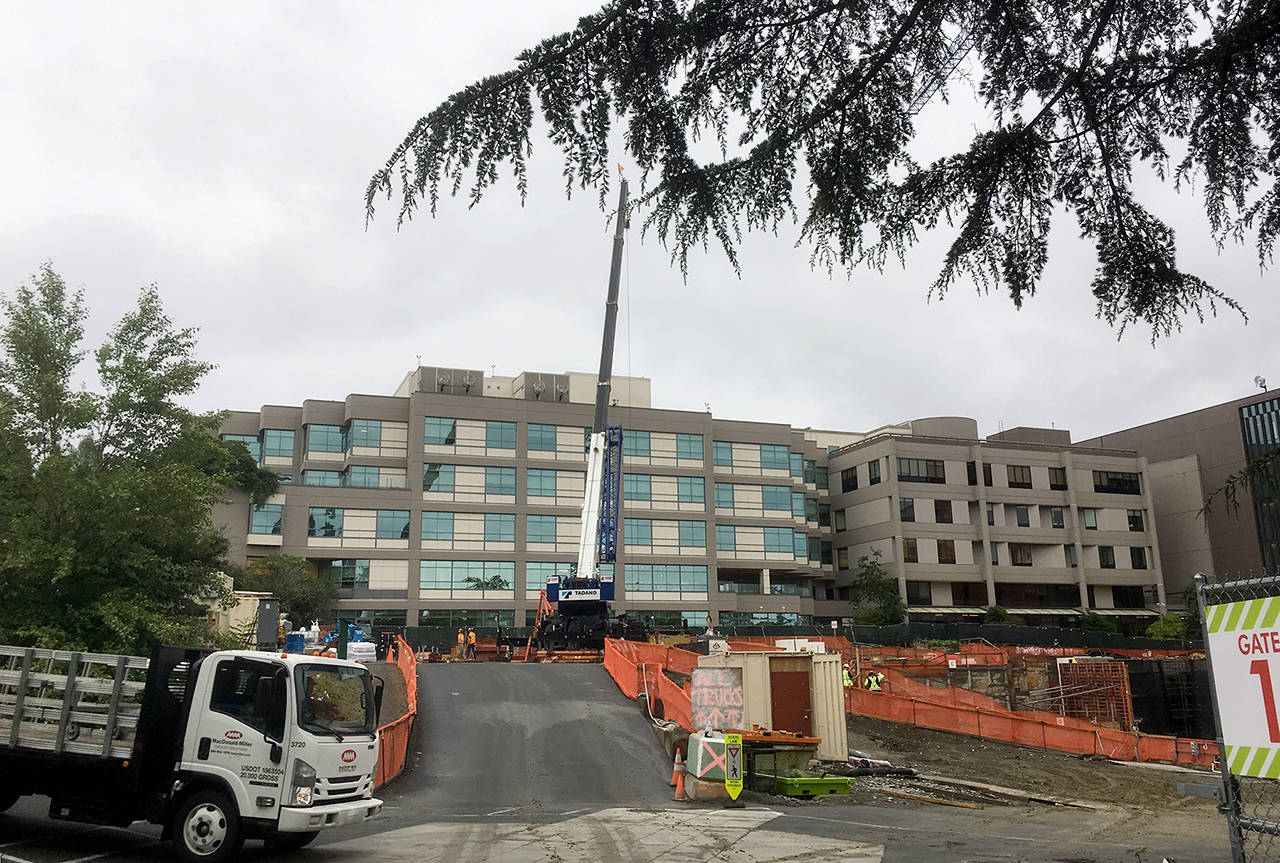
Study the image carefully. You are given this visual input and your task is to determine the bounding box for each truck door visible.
[185,656,289,816]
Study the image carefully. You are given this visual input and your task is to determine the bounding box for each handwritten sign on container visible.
[691,667,744,731]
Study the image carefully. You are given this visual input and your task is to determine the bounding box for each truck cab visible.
[173,650,383,859]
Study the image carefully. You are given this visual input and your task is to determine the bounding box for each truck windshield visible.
[294,664,376,736]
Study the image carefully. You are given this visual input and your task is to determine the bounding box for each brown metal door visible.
[769,667,812,736]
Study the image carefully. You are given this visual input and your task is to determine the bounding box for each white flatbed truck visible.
[0,644,384,861]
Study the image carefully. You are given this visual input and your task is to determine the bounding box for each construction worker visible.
[466,627,477,660]
[864,670,885,692]
[842,663,855,689]
[456,628,465,659]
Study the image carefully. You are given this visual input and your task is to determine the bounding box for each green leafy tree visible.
[369,0,1280,338]
[850,550,906,625]
[981,605,1026,625]
[1145,613,1190,640]
[235,554,338,630]
[0,264,273,653]
[1080,611,1119,633]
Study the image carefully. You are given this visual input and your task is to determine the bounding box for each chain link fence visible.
[1196,570,1280,863]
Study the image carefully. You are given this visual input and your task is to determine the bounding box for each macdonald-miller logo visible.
[341,749,357,763]
[224,730,243,740]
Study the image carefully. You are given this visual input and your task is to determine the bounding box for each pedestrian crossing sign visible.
[725,733,743,800]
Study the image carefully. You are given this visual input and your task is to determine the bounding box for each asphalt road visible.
[0,661,1234,862]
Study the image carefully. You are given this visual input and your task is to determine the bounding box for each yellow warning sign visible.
[725,733,743,800]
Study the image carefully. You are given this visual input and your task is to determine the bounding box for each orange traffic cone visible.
[669,750,682,786]
[672,751,686,801]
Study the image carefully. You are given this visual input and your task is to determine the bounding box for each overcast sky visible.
[3,2,1274,443]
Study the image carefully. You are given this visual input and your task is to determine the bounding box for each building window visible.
[751,444,786,471]
[715,524,736,551]
[714,482,735,508]
[995,582,1080,608]
[376,510,410,539]
[821,541,833,565]
[1127,509,1145,532]
[987,502,995,526]
[808,535,821,560]
[935,499,953,524]
[276,474,293,485]
[262,429,295,459]
[712,441,733,466]
[791,492,806,517]
[677,476,705,504]
[486,421,517,449]
[761,485,792,511]
[423,463,455,493]
[526,561,574,590]
[624,518,653,546]
[1093,470,1142,495]
[1113,585,1147,609]
[528,423,557,452]
[966,461,977,486]
[906,581,931,606]
[1010,543,1033,566]
[898,458,945,483]
[982,463,993,486]
[527,468,557,497]
[420,561,515,592]
[954,582,988,606]
[482,513,514,542]
[307,507,343,537]
[676,433,703,459]
[627,563,708,594]
[815,466,829,490]
[794,532,808,558]
[678,520,707,548]
[1065,544,1077,568]
[818,504,831,527]
[1130,546,1148,569]
[763,527,793,553]
[485,466,516,496]
[222,433,261,461]
[526,514,557,544]
[991,543,999,566]
[802,459,816,484]
[790,452,805,478]
[303,470,341,487]
[903,538,918,563]
[424,417,457,446]
[835,509,847,532]
[841,467,858,493]
[249,504,282,535]
[937,539,956,564]
[1049,467,1068,490]
[1050,506,1064,529]
[320,559,369,590]
[421,511,454,541]
[623,430,651,457]
[1099,546,1116,568]
[349,419,381,449]
[346,465,380,488]
[1082,508,1098,530]
[1007,464,1032,489]
[869,460,881,485]
[1015,505,1030,528]
[837,547,850,570]
[623,473,652,501]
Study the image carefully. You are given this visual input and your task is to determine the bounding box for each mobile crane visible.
[533,177,646,650]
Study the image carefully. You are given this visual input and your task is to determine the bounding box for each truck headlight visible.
[291,759,316,807]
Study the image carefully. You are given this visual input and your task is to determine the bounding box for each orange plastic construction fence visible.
[603,639,695,729]
[845,668,1216,769]
[374,635,419,788]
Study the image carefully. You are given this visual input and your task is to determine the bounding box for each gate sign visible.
[1206,597,1280,777]
[691,668,744,731]
[725,732,743,800]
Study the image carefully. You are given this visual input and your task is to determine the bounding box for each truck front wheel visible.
[172,790,243,862]
[265,831,319,851]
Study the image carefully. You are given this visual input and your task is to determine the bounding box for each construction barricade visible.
[846,667,1215,768]
[374,635,419,788]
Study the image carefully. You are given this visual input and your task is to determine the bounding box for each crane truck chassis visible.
[0,644,384,861]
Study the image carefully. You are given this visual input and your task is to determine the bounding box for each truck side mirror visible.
[373,676,384,725]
